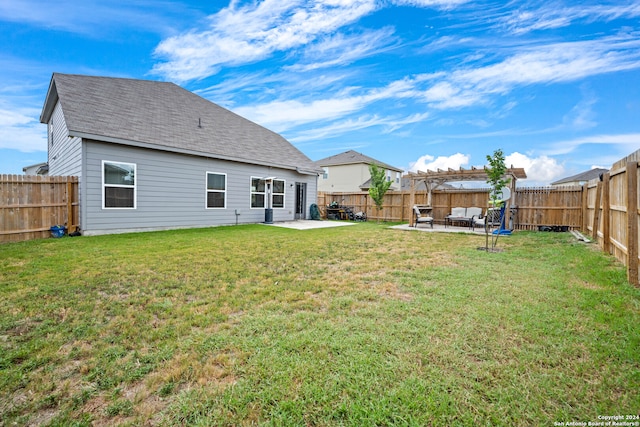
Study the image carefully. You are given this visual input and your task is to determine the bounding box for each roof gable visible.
[40,73,320,174]
[315,150,402,172]
[551,168,608,185]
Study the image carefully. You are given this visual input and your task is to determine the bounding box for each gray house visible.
[40,73,321,236]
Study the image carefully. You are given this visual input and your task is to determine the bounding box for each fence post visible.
[66,179,73,233]
[581,182,589,232]
[402,192,409,223]
[601,173,611,254]
[627,162,639,286]
[592,181,602,240]
[409,180,415,226]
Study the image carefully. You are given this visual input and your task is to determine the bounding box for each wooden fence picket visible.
[0,175,78,243]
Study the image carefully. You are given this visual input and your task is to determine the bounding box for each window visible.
[386,170,392,182]
[49,122,53,147]
[251,177,265,208]
[250,177,285,208]
[272,179,285,208]
[206,172,226,208]
[322,167,328,179]
[396,172,400,183]
[103,161,136,208]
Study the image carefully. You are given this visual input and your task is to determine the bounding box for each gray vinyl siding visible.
[81,141,318,235]
[303,175,318,213]
[48,102,82,177]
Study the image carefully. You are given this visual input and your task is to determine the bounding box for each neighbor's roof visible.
[551,168,609,185]
[22,161,48,171]
[40,73,321,175]
[315,150,402,172]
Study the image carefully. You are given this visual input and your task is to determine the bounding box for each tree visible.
[368,163,393,221]
[484,149,509,250]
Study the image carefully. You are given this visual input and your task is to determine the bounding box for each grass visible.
[0,222,638,426]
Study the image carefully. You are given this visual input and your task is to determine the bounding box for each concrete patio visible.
[265,219,495,234]
[390,222,490,234]
[263,220,357,230]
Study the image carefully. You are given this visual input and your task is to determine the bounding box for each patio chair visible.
[473,213,487,231]
[466,207,483,223]
[472,208,501,231]
[413,205,434,228]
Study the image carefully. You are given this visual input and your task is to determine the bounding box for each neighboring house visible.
[550,168,608,187]
[22,162,49,176]
[39,73,321,236]
[316,150,403,192]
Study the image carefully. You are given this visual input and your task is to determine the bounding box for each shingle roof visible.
[315,150,402,172]
[550,168,608,185]
[40,73,321,175]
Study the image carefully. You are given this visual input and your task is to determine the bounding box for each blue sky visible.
[1,0,639,185]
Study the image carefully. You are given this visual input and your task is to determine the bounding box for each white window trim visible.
[102,160,137,209]
[205,171,227,209]
[250,176,265,209]
[250,176,286,209]
[272,179,286,209]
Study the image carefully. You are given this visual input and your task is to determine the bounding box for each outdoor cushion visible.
[413,206,434,228]
[446,206,484,229]
[466,207,483,219]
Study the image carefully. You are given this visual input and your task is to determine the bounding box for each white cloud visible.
[382,112,430,133]
[546,133,640,156]
[408,152,470,172]
[501,3,640,35]
[226,33,640,141]
[286,27,398,72]
[196,69,358,107]
[150,1,640,156]
[466,119,491,128]
[152,0,475,81]
[422,81,484,109]
[232,77,418,130]
[289,112,429,142]
[505,152,565,186]
[0,68,50,153]
[406,151,565,186]
[0,109,46,152]
[153,0,379,81]
[0,109,34,127]
[290,115,386,142]
[234,97,368,131]
[461,37,638,90]
[415,34,640,110]
[391,0,469,9]
[0,0,184,36]
[562,91,598,130]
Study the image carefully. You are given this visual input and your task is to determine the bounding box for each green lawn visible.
[1,223,638,426]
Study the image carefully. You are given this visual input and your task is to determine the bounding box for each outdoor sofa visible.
[445,207,483,229]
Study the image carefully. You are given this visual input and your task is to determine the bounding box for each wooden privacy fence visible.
[584,150,639,286]
[320,149,640,287]
[0,175,79,243]
[318,186,585,230]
